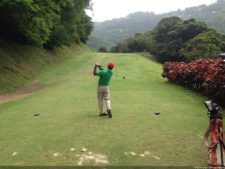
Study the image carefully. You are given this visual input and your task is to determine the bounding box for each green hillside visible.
[88,0,225,50]
[0,41,89,94]
[0,51,208,166]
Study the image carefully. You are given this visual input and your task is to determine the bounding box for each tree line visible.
[111,17,225,62]
[0,0,93,49]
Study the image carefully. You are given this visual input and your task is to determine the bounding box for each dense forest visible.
[111,17,225,63]
[0,0,93,49]
[88,0,225,50]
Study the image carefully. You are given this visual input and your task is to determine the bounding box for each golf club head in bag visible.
[204,101,222,119]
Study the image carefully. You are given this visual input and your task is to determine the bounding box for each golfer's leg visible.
[104,87,112,118]
[104,97,111,110]
[105,96,112,118]
[97,87,104,114]
[104,87,111,110]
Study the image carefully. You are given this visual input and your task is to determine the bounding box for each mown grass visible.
[0,50,209,166]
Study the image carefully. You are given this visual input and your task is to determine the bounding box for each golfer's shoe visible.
[99,113,108,116]
[107,109,112,118]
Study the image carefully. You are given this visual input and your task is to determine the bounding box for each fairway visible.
[0,50,208,166]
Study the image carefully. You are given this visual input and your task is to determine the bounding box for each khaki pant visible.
[97,86,111,114]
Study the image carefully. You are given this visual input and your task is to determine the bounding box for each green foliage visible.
[153,17,182,43]
[98,47,107,52]
[151,18,209,62]
[179,29,225,61]
[87,35,111,51]
[89,0,225,50]
[45,0,93,49]
[175,19,208,42]
[111,16,225,62]
[0,0,93,48]
[89,12,162,50]
[169,0,225,34]
[110,33,150,53]
[0,0,58,46]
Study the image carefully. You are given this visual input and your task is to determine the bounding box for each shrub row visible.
[162,58,225,106]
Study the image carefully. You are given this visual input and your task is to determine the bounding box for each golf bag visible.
[204,101,225,167]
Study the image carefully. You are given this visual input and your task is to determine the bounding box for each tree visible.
[152,16,182,43]
[0,0,58,46]
[151,17,209,62]
[0,0,93,49]
[45,0,93,49]
[180,29,225,61]
[174,19,208,42]
[98,47,107,53]
[111,16,225,62]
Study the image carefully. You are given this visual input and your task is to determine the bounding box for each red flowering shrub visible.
[162,58,225,106]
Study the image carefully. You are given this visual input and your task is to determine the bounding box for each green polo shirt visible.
[96,69,113,86]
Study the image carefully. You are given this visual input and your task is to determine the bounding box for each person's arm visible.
[99,66,104,70]
[93,63,104,76]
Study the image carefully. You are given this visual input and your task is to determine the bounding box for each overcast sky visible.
[86,0,217,22]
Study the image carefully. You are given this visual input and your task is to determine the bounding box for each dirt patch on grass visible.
[0,80,44,104]
[77,152,109,166]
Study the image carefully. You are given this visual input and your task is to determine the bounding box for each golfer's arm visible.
[99,66,104,70]
[93,66,97,76]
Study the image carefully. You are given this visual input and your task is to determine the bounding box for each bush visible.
[98,47,107,52]
[162,58,225,106]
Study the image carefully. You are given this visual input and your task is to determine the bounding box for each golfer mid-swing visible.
[93,62,115,118]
